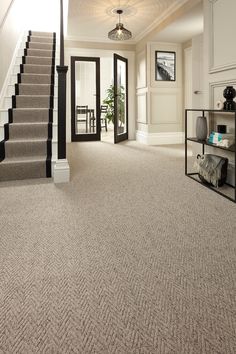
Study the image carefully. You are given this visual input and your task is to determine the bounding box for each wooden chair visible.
[100,105,108,132]
[76,105,88,133]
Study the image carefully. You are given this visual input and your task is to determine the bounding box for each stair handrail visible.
[56,0,68,160]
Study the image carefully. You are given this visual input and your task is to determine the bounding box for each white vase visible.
[196,116,207,140]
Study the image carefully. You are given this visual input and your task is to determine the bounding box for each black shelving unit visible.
[185,109,236,203]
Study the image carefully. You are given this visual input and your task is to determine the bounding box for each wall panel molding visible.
[209,78,236,109]
[209,0,236,73]
[150,91,180,125]
[137,92,147,124]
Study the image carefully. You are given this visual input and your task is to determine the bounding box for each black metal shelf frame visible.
[185,109,236,203]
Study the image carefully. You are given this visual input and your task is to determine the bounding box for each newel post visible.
[53,0,70,183]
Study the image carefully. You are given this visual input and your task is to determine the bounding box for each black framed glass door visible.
[71,56,100,141]
[114,54,128,143]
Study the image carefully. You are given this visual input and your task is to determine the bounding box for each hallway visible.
[0,141,235,353]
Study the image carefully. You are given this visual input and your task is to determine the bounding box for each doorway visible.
[71,54,128,144]
[71,56,100,141]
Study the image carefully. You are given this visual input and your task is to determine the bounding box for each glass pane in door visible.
[75,61,97,135]
[114,54,128,143]
[116,59,127,135]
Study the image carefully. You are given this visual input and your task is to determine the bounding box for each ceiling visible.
[153,2,203,43]
[67,0,203,44]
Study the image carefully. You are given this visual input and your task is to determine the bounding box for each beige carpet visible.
[0,141,236,354]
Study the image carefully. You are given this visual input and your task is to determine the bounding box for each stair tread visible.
[22,64,52,67]
[18,83,52,86]
[29,41,53,45]
[13,107,50,110]
[6,138,49,143]
[10,122,49,126]
[2,156,47,164]
[27,48,53,51]
[14,95,52,98]
[20,73,52,76]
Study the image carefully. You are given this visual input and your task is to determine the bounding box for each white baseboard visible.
[53,159,70,183]
[136,130,184,145]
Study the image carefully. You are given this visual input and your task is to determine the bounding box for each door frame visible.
[71,56,101,142]
[114,53,128,143]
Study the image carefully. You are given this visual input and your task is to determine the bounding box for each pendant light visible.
[108,9,132,41]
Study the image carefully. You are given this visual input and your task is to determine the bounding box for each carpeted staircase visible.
[0,31,56,181]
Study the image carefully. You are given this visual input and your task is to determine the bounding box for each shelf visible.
[187,137,235,152]
[186,173,235,203]
[185,108,236,203]
[186,109,236,114]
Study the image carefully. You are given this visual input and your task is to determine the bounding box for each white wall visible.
[0,0,13,27]
[65,46,136,142]
[203,0,236,109]
[136,41,184,144]
[201,0,236,184]
[0,0,61,93]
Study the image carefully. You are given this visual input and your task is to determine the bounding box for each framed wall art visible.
[155,51,176,81]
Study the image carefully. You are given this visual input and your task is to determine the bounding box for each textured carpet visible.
[0,31,55,181]
[0,141,236,354]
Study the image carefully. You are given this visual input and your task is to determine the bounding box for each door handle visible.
[194,90,202,94]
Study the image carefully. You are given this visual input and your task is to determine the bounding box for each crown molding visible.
[65,35,136,45]
[134,0,191,42]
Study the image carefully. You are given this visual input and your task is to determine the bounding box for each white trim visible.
[209,0,236,73]
[65,34,136,45]
[209,79,236,109]
[53,159,70,183]
[136,130,184,145]
[134,0,191,42]
[0,30,26,107]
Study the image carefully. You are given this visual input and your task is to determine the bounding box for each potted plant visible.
[103,84,125,132]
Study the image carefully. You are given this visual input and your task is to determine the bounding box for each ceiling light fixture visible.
[108,9,132,41]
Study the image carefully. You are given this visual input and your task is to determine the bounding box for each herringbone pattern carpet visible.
[0,141,236,353]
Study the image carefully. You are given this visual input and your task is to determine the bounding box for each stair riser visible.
[29,37,55,44]
[0,161,48,181]
[9,74,58,86]
[2,139,57,158]
[0,124,57,142]
[18,86,52,96]
[3,97,57,109]
[0,109,58,124]
[9,124,50,140]
[17,48,59,58]
[13,65,55,75]
[21,65,54,75]
[30,31,56,37]
[5,141,48,158]
[24,42,55,51]
[7,84,57,96]
[14,96,53,109]
[15,56,59,66]
[20,42,59,51]
[20,76,54,85]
